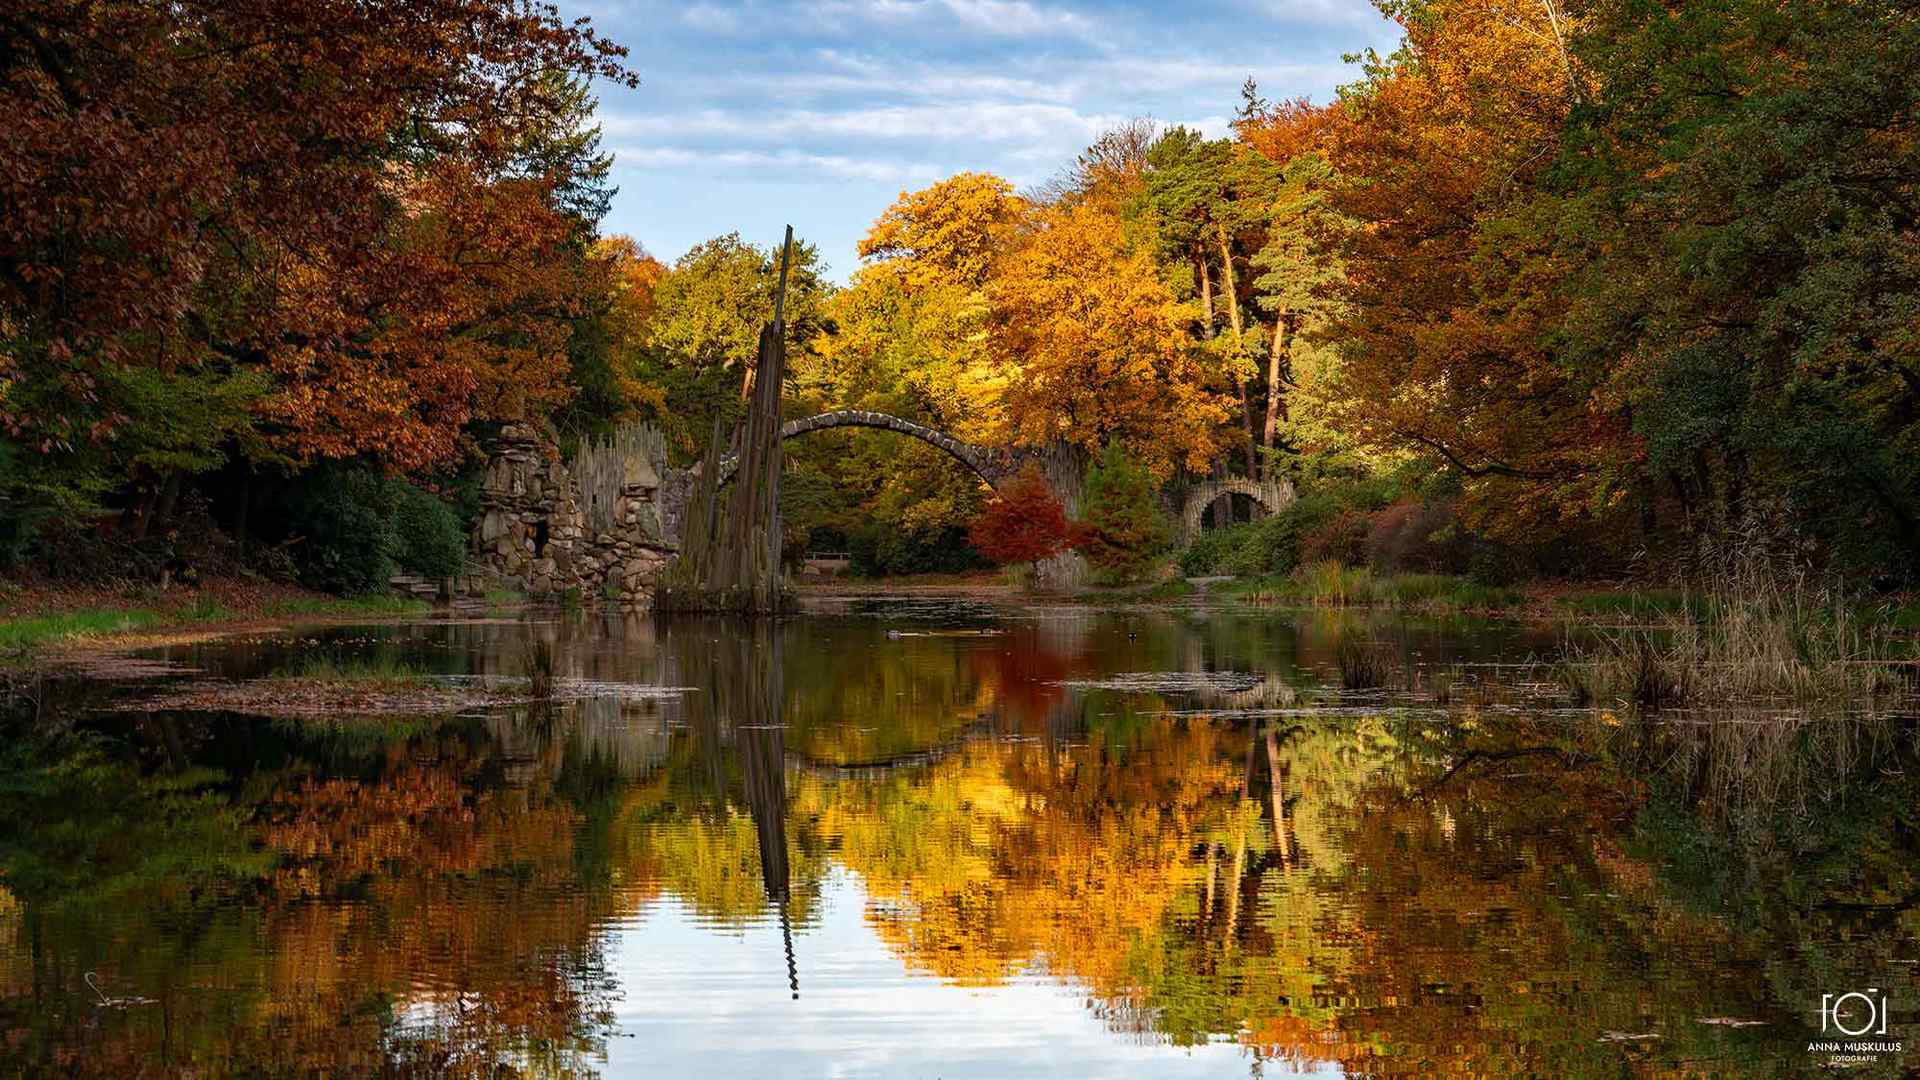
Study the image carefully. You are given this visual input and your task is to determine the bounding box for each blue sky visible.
[573,0,1403,280]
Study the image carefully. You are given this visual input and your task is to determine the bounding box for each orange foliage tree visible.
[967,462,1069,566]
[1318,0,1634,536]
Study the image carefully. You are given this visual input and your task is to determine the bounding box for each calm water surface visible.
[2,597,1915,1077]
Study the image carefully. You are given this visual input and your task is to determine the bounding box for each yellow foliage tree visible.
[986,201,1231,476]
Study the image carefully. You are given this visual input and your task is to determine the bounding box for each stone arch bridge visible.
[710,408,1293,540]
[714,410,1033,489]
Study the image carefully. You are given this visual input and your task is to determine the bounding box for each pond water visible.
[2,597,1916,1077]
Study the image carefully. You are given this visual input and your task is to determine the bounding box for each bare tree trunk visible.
[1540,0,1583,104]
[1217,226,1259,478]
[1217,226,1243,342]
[152,470,183,532]
[1197,252,1215,340]
[1262,311,1288,452]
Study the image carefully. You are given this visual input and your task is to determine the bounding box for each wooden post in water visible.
[657,226,796,613]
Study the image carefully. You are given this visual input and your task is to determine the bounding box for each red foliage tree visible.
[968,463,1068,566]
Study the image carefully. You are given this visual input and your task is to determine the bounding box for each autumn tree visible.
[1318,0,1624,539]
[1142,127,1284,478]
[555,235,668,443]
[1548,0,1920,573]
[631,233,829,459]
[0,0,634,533]
[988,201,1230,477]
[1070,443,1173,583]
[785,175,1024,570]
[1246,152,1354,467]
[968,463,1069,566]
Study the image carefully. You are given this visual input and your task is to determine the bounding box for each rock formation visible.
[472,422,676,606]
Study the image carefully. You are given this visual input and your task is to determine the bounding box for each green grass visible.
[0,592,429,656]
[1881,602,1920,631]
[1212,563,1522,611]
[485,588,529,610]
[0,610,172,652]
[259,594,430,618]
[1141,577,1196,600]
[1553,589,1696,620]
[286,653,431,682]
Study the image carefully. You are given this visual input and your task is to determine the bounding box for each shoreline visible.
[8,570,1914,678]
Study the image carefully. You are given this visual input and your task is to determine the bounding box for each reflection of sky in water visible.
[606,868,1326,1080]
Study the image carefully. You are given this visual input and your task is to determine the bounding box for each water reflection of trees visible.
[0,707,647,1075]
[6,611,1917,1077]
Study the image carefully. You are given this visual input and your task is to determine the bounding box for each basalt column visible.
[657,226,796,613]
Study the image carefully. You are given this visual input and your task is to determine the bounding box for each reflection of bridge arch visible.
[1179,476,1295,542]
[716,410,1032,490]
[783,718,993,781]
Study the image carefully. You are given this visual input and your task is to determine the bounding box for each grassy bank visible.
[1,579,428,657]
[1213,562,1526,611]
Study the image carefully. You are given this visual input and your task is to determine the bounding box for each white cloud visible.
[940,0,1090,35]
[1245,0,1400,28]
[803,0,1094,38]
[680,3,741,31]
[604,102,1125,144]
[671,46,1356,113]
[610,145,944,184]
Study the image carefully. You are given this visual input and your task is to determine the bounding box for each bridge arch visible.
[1179,475,1295,542]
[715,410,1027,489]
[708,411,1294,549]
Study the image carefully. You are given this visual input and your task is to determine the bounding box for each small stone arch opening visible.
[1178,476,1297,544]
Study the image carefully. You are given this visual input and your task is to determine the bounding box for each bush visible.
[280,464,465,594]
[848,522,987,577]
[1364,499,1465,573]
[280,465,400,594]
[1178,522,1258,576]
[392,485,466,578]
[1070,444,1171,584]
[1300,508,1370,566]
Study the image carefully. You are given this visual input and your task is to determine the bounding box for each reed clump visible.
[1334,634,1391,690]
[1569,543,1912,709]
[521,638,557,700]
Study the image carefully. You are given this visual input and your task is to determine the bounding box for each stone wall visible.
[472,423,676,606]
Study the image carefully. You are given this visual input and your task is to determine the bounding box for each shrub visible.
[969,462,1068,566]
[1178,522,1259,576]
[280,464,465,593]
[392,484,466,578]
[1364,499,1466,574]
[280,465,400,594]
[1070,444,1171,583]
[1300,508,1370,566]
[848,522,986,577]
